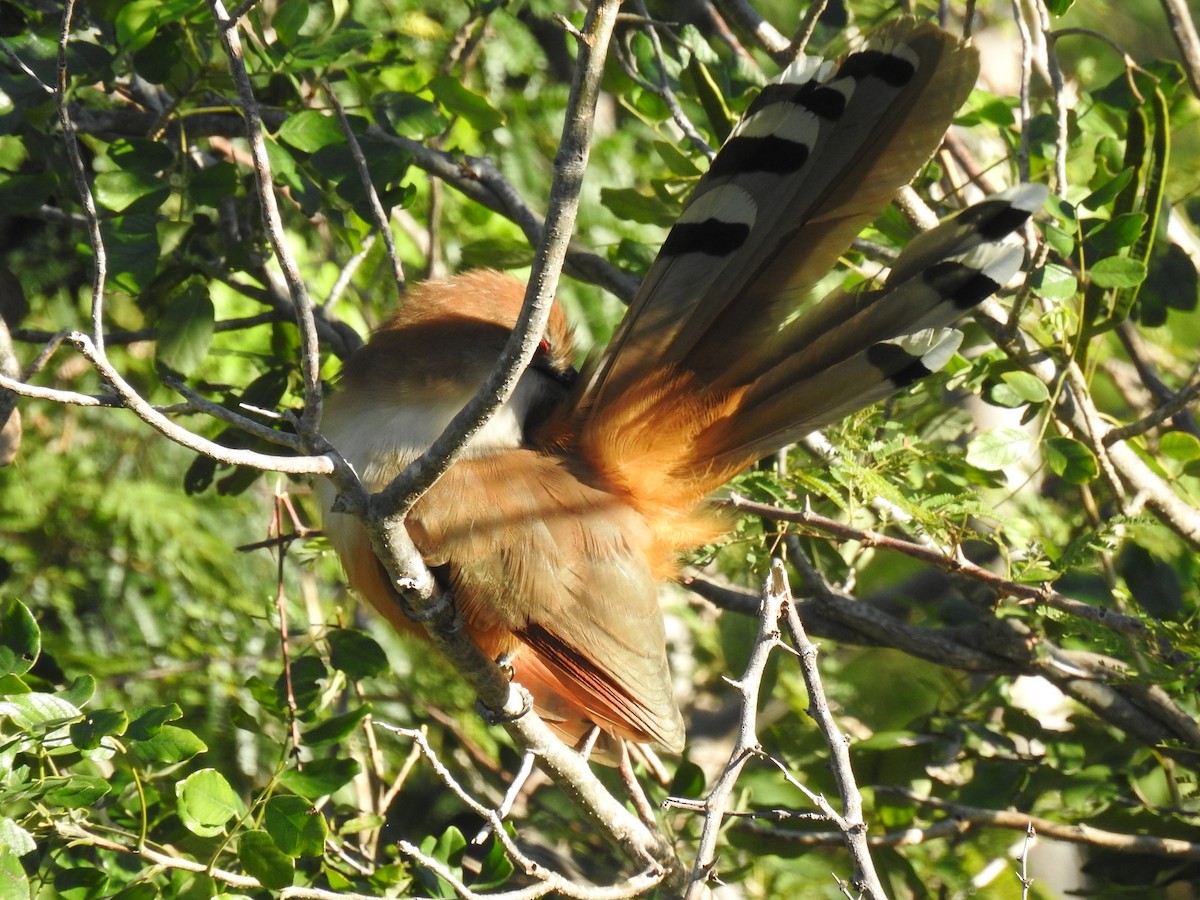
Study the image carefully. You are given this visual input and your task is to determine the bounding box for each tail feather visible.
[558,20,1044,548]
[575,20,980,409]
[700,192,1042,472]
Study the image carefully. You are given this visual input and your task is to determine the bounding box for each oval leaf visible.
[263,795,328,858]
[0,599,39,678]
[1001,371,1050,404]
[966,427,1030,471]
[1033,263,1078,299]
[426,75,504,132]
[278,757,360,798]
[1160,431,1200,462]
[157,284,215,376]
[1045,437,1099,484]
[326,629,388,680]
[177,768,243,838]
[238,830,295,891]
[1090,256,1147,289]
[277,110,346,154]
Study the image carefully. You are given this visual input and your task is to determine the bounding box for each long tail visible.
[558,20,1043,521]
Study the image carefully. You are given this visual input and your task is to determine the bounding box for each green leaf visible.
[278,757,360,798]
[272,0,310,47]
[1084,212,1147,257]
[0,691,81,732]
[999,371,1050,405]
[156,283,215,376]
[115,0,161,53]
[474,831,515,891]
[177,768,243,838]
[1045,437,1099,484]
[0,599,38,678]
[69,707,129,751]
[188,161,240,208]
[668,759,705,796]
[109,137,174,173]
[302,705,372,748]
[1032,263,1078,299]
[59,674,95,709]
[288,29,375,67]
[427,76,505,132]
[965,427,1030,471]
[126,704,182,741]
[1159,431,1200,462]
[1090,256,1147,289]
[459,237,535,271]
[0,848,30,900]
[653,140,703,178]
[0,173,58,215]
[43,774,111,809]
[263,795,328,858]
[685,55,735,142]
[276,656,327,716]
[94,168,168,213]
[419,826,467,896]
[277,110,346,154]
[600,187,677,227]
[109,885,160,900]
[238,830,294,891]
[1081,167,1134,211]
[0,818,35,856]
[853,730,925,752]
[102,214,160,294]
[326,628,388,680]
[129,724,207,766]
[372,92,447,140]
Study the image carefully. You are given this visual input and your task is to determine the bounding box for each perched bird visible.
[320,19,1043,757]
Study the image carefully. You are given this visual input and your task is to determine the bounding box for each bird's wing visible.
[399,451,687,752]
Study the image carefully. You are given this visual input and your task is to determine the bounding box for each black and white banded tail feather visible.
[697,182,1048,472]
[573,18,981,414]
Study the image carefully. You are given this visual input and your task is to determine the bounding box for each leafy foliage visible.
[1,0,1200,897]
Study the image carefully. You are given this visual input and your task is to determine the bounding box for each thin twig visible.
[782,592,885,896]
[713,0,790,60]
[882,789,1200,860]
[675,562,812,899]
[380,725,669,899]
[785,0,828,60]
[56,0,107,353]
[725,494,1152,637]
[321,79,406,297]
[1159,0,1200,98]
[1010,0,1035,182]
[208,0,325,441]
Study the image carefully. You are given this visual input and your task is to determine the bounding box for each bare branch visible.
[382,725,668,899]
[321,79,407,298]
[674,563,837,898]
[208,0,325,441]
[1160,0,1200,98]
[882,789,1200,860]
[725,494,1153,638]
[713,0,790,59]
[66,331,331,475]
[56,0,107,352]
[782,595,884,895]
[48,821,387,900]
